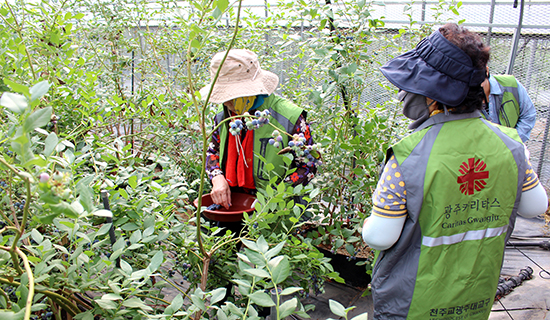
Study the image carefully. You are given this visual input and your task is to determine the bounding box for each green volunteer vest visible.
[217,94,304,190]
[493,75,520,128]
[371,112,526,320]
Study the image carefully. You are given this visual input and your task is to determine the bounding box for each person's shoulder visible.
[493,74,519,86]
[266,94,303,112]
[488,121,524,144]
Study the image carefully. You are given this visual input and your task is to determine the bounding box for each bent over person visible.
[362,23,548,320]
[481,70,537,142]
[201,49,317,214]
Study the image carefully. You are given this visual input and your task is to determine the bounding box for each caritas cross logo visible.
[457,158,489,195]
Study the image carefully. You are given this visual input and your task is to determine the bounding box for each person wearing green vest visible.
[362,23,548,320]
[480,71,536,142]
[200,49,317,218]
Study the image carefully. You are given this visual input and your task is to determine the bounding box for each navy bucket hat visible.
[380,30,486,107]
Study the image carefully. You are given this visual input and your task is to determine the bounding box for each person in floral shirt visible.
[200,49,318,210]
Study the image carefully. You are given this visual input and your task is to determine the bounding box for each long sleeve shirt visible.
[206,113,317,187]
[486,75,536,142]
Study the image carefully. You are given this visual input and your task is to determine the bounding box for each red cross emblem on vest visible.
[457,158,489,195]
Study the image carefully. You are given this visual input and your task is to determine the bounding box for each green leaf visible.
[257,236,269,253]
[96,223,112,236]
[44,132,58,157]
[165,294,183,315]
[279,297,298,318]
[30,81,50,101]
[128,176,137,189]
[241,239,259,251]
[248,291,275,307]
[23,107,52,133]
[190,295,206,311]
[147,251,164,272]
[212,7,222,19]
[242,249,265,267]
[216,0,229,11]
[350,313,369,320]
[225,302,243,316]
[129,230,142,244]
[329,299,347,317]
[243,268,270,278]
[210,287,226,304]
[36,213,59,224]
[120,259,132,274]
[31,229,43,244]
[280,287,302,296]
[1,92,28,113]
[269,256,290,284]
[76,184,93,213]
[122,298,153,311]
[0,309,25,320]
[51,202,78,218]
[4,79,29,96]
[95,299,117,310]
[265,241,285,260]
[102,293,123,300]
[92,209,112,218]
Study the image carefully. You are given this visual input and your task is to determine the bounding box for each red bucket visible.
[193,193,257,222]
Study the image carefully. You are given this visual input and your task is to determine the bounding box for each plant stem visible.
[3,0,36,79]
[15,247,34,320]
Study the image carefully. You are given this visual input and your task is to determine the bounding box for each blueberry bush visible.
[0,0,462,318]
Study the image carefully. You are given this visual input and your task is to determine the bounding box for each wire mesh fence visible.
[122,0,550,189]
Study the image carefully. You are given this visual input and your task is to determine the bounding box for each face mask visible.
[232,96,257,115]
[399,90,431,120]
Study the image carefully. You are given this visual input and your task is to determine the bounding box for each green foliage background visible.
[0,0,461,318]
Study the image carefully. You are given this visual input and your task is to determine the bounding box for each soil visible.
[317,242,375,260]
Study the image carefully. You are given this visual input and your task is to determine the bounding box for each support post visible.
[506,0,525,75]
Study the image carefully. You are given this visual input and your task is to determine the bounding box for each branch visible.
[3,0,36,79]
[15,247,34,320]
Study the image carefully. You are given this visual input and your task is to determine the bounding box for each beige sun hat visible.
[199,49,279,104]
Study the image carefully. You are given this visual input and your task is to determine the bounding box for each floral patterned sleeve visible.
[285,114,317,187]
[206,116,224,181]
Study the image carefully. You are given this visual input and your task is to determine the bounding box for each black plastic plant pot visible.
[316,246,372,288]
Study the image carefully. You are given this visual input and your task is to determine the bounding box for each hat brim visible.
[380,50,468,107]
[199,70,279,103]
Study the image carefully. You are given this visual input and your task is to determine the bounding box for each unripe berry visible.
[39,173,50,183]
[52,171,63,181]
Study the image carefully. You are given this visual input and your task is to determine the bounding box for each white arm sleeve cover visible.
[362,215,407,251]
[517,183,548,218]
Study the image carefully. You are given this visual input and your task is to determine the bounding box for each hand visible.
[211,175,232,209]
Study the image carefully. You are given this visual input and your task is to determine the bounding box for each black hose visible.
[506,241,550,250]
[495,266,533,298]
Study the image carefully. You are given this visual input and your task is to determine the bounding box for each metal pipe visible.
[486,0,496,46]
[421,0,426,22]
[506,0,525,75]
[131,50,135,94]
[101,190,120,268]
